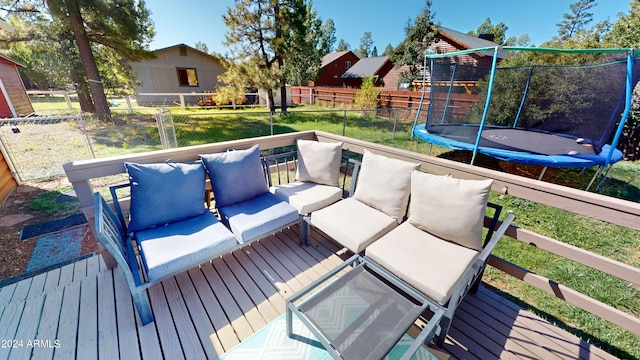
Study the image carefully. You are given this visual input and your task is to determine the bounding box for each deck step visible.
[0,255,107,307]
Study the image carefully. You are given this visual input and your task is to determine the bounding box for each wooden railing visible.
[63,130,640,337]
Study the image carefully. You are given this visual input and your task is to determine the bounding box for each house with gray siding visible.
[130,44,226,106]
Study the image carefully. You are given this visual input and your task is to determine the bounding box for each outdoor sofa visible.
[94,138,513,350]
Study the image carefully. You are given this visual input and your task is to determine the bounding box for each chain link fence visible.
[0,105,421,182]
[0,114,93,182]
[154,107,422,149]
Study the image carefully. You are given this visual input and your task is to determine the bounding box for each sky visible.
[146,0,630,55]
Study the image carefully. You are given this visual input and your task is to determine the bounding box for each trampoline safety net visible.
[419,48,640,164]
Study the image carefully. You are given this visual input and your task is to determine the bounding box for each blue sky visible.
[147,0,629,55]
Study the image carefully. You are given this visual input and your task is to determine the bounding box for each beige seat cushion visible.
[311,198,398,253]
[409,171,493,251]
[365,222,479,305]
[270,181,342,215]
[352,150,419,222]
[296,139,343,186]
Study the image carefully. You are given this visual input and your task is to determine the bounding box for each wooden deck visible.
[0,225,618,360]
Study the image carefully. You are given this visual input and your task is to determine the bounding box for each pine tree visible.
[391,0,438,86]
[382,43,394,56]
[1,0,154,120]
[357,31,373,58]
[556,0,596,40]
[224,0,329,111]
[336,39,350,51]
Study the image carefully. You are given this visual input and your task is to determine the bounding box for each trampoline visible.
[411,46,640,188]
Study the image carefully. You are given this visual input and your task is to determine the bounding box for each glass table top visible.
[298,265,425,360]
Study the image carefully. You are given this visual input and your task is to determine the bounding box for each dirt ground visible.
[0,178,98,281]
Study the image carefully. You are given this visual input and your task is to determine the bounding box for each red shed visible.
[0,53,34,118]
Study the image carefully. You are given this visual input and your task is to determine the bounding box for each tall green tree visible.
[336,38,350,51]
[382,43,394,56]
[467,18,509,45]
[391,0,438,86]
[468,18,532,46]
[544,0,609,49]
[0,0,154,120]
[283,2,335,85]
[224,0,329,112]
[556,0,597,40]
[356,31,373,58]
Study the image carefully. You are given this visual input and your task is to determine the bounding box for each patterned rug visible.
[25,226,83,272]
[219,313,438,360]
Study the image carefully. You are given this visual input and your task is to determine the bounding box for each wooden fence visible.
[290,86,477,111]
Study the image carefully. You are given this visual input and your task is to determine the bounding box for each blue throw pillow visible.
[200,144,268,208]
[125,161,207,233]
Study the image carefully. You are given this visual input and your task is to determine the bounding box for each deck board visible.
[76,276,98,360]
[173,271,219,359]
[97,271,119,360]
[8,294,44,360]
[31,287,64,360]
[112,270,143,360]
[53,280,80,360]
[147,281,185,360]
[0,225,622,360]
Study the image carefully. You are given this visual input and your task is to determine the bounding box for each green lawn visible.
[79,105,640,358]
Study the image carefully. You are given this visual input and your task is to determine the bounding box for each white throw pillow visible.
[353,150,420,222]
[295,139,343,186]
[409,171,493,251]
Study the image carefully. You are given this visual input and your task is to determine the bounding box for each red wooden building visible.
[341,56,393,88]
[0,54,33,118]
[313,50,360,87]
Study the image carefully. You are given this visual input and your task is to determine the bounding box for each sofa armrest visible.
[449,212,515,308]
[94,192,144,287]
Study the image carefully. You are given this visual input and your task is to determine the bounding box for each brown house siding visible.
[431,39,494,67]
[0,59,33,117]
[0,149,17,205]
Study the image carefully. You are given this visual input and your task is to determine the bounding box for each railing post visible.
[270,112,273,136]
[392,108,399,140]
[179,94,185,109]
[125,95,133,113]
[63,91,72,110]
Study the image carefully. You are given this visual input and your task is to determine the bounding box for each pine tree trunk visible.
[71,65,94,113]
[65,0,111,121]
[278,54,287,114]
[267,88,276,114]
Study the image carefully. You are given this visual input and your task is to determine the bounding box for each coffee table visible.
[286,255,445,360]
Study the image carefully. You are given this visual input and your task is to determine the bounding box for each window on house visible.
[345,61,352,69]
[179,46,187,56]
[177,68,198,87]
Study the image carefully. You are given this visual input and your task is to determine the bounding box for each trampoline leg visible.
[585,166,603,191]
[595,165,614,191]
[538,167,548,181]
[428,143,433,156]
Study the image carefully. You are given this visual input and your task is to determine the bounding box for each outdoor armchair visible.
[310,149,420,253]
[365,171,515,345]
